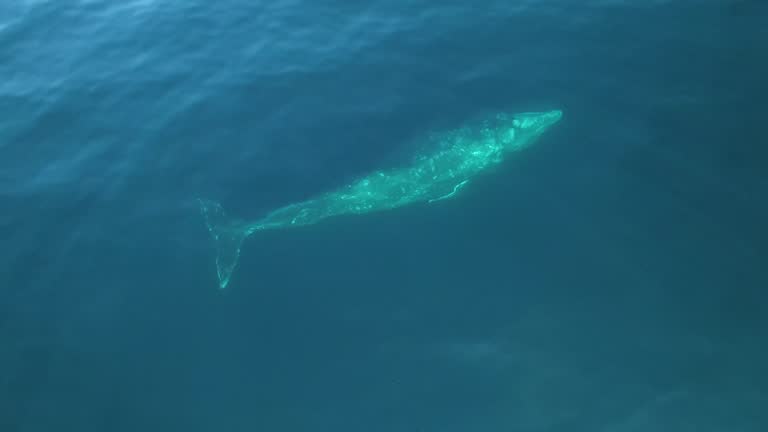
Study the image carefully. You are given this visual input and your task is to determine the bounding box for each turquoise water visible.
[2,1,767,431]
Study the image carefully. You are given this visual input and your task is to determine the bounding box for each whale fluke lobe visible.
[199,109,563,289]
[198,199,246,289]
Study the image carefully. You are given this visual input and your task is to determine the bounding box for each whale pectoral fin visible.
[428,179,470,203]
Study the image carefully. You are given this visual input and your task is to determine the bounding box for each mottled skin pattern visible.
[200,109,562,289]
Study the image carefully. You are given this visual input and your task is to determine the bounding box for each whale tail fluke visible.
[198,199,247,289]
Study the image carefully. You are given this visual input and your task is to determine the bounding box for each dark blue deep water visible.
[2,1,767,430]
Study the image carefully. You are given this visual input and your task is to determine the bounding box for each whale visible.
[199,109,562,289]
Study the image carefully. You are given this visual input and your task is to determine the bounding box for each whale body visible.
[199,109,562,289]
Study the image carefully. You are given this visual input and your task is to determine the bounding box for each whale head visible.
[498,109,563,151]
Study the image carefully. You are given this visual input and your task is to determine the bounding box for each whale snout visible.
[504,109,563,151]
[547,109,563,124]
[512,109,562,130]
[524,109,563,131]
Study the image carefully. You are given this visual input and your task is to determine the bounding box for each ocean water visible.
[1,0,767,431]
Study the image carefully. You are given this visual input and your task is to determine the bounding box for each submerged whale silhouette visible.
[199,109,562,289]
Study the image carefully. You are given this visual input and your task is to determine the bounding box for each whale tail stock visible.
[198,199,248,289]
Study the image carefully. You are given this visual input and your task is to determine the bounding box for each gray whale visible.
[200,109,562,289]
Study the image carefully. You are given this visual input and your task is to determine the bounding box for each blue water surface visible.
[1,0,767,431]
